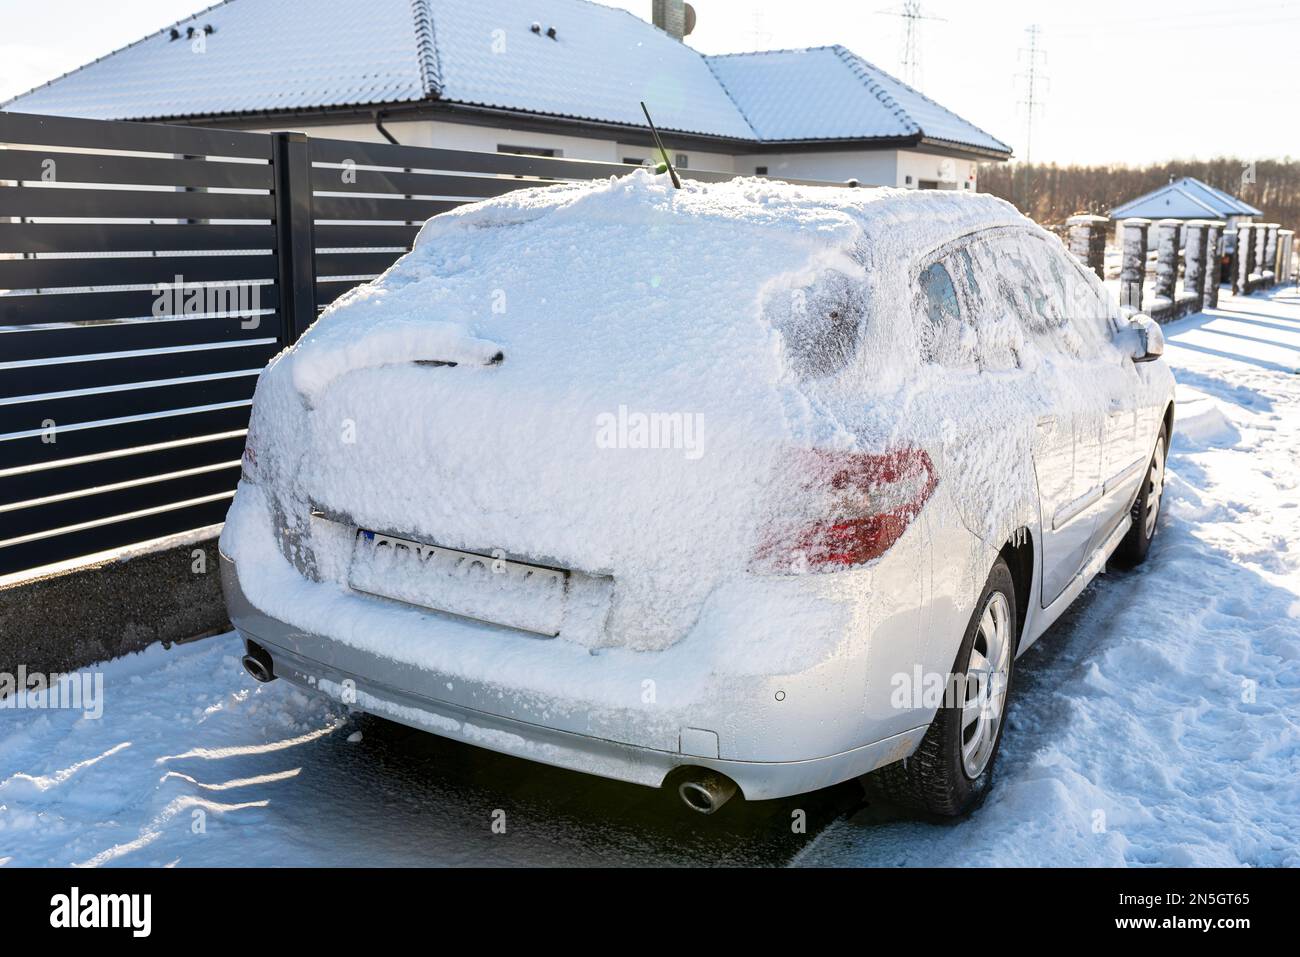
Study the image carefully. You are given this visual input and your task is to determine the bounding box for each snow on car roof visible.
[412,171,1027,251]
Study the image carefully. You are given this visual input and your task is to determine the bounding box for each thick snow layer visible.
[0,288,1297,866]
[226,173,1129,663]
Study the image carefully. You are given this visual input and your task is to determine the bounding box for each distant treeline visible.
[978,158,1300,229]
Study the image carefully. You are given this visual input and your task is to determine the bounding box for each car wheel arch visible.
[998,529,1034,655]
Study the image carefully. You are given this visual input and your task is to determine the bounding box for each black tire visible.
[866,559,1018,817]
[1112,423,1169,569]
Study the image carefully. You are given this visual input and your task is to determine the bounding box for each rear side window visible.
[919,262,960,326]
[915,260,974,366]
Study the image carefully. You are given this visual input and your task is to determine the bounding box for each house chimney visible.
[653,0,696,40]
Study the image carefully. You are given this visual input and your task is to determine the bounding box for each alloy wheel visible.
[1143,436,1166,539]
[961,590,1012,778]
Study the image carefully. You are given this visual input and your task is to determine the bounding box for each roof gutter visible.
[915,136,1013,161]
[145,100,1011,160]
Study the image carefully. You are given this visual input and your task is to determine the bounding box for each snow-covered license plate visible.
[347,530,568,637]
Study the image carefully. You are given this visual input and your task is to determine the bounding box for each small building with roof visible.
[1109,176,1262,231]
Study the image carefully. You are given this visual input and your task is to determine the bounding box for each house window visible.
[623,156,651,166]
[918,179,940,190]
[675,153,689,169]
[904,174,913,186]
[755,165,769,175]
[498,144,560,157]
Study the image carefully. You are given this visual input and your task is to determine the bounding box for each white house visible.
[1,0,1011,187]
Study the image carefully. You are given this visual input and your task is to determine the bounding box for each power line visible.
[876,2,946,85]
[1015,24,1048,162]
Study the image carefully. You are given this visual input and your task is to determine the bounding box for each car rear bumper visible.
[220,549,926,800]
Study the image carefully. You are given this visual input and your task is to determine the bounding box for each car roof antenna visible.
[640,101,682,189]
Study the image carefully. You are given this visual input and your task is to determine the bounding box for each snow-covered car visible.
[220,173,1174,817]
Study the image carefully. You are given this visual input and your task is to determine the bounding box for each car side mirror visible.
[1124,312,1164,363]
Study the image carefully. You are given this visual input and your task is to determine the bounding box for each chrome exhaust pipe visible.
[677,770,738,815]
[241,641,276,683]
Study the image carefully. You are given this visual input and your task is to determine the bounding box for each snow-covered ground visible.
[1,287,1297,867]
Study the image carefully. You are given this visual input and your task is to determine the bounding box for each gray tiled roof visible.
[2,0,1010,153]
[706,46,1010,152]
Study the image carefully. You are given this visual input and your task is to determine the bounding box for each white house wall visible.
[237,117,979,189]
[733,149,978,189]
[730,149,895,185]
[895,150,978,191]
[613,143,736,173]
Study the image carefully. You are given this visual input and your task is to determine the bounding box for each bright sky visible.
[1,0,1295,164]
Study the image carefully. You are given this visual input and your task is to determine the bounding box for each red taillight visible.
[754,447,937,573]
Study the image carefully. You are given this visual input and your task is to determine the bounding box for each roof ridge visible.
[704,45,842,60]
[0,0,240,109]
[702,57,760,140]
[1170,185,1223,216]
[834,46,1010,151]
[1178,178,1232,208]
[1186,177,1260,215]
[409,0,441,96]
[829,46,919,137]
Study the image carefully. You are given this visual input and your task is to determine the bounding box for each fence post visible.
[1182,220,1209,315]
[1280,229,1295,284]
[1152,219,1181,305]
[1203,221,1224,309]
[271,131,317,346]
[1263,224,1279,285]
[1235,224,1255,295]
[1066,214,1107,279]
[1119,218,1150,310]
[1254,224,1270,286]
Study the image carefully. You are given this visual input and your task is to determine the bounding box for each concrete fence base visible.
[0,536,229,681]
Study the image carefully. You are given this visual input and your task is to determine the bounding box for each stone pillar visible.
[1066,214,1108,279]
[1203,221,1225,309]
[1119,218,1151,310]
[1152,218,1181,305]
[1263,224,1279,283]
[1254,224,1270,281]
[1281,229,1295,284]
[1235,224,1255,295]
[1182,220,1209,314]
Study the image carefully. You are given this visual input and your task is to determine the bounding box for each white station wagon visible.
[221,173,1174,816]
